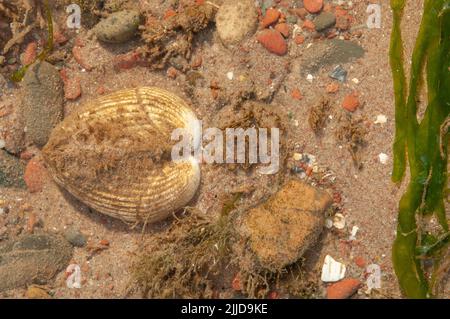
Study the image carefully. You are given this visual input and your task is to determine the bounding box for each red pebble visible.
[24,158,46,193]
[257,29,287,56]
[327,279,361,299]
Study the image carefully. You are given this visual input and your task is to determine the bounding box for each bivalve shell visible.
[42,87,201,224]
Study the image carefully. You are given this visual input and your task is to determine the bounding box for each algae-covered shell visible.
[42,87,201,224]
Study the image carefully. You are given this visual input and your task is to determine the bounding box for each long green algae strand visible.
[391,0,450,298]
[390,0,407,183]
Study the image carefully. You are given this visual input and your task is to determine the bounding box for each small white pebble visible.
[226,71,234,80]
[307,74,314,82]
[293,153,303,161]
[352,78,360,84]
[306,43,313,49]
[325,218,333,229]
[379,153,389,164]
[374,115,388,124]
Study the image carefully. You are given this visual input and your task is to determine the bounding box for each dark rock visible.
[329,65,348,82]
[94,10,141,43]
[301,39,365,75]
[21,61,64,147]
[0,151,25,188]
[0,234,72,292]
[64,228,87,247]
[314,12,336,32]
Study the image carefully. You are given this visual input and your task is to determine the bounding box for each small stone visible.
[0,151,26,188]
[94,10,141,43]
[60,69,82,100]
[326,82,339,93]
[327,278,361,299]
[329,65,348,82]
[256,29,287,56]
[24,158,47,193]
[294,35,305,45]
[291,88,302,100]
[307,74,314,82]
[303,0,324,14]
[113,51,142,70]
[226,71,234,80]
[275,23,290,38]
[293,8,308,20]
[240,180,332,271]
[216,0,258,46]
[167,67,178,79]
[354,256,366,268]
[0,234,72,292]
[26,286,51,299]
[72,46,93,71]
[293,153,302,161]
[22,61,64,147]
[342,92,360,112]
[191,55,203,69]
[64,228,87,247]
[302,19,315,31]
[314,12,336,32]
[261,8,281,28]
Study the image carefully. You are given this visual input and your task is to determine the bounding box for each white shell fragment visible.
[349,225,359,241]
[374,115,387,124]
[227,71,234,80]
[378,153,389,165]
[321,255,346,282]
[333,213,346,229]
[66,264,82,289]
[366,264,381,294]
[307,74,314,82]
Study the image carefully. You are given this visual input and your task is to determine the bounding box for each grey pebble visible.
[94,10,141,44]
[64,228,87,247]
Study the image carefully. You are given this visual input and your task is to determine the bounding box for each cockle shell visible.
[42,87,201,224]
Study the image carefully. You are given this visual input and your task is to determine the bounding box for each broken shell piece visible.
[325,218,333,229]
[378,153,389,165]
[366,264,381,294]
[374,115,387,124]
[321,255,346,282]
[307,74,314,82]
[66,264,82,289]
[333,213,346,229]
[349,225,359,241]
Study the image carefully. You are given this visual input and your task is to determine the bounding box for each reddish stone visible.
[304,0,323,14]
[113,51,142,70]
[167,67,178,79]
[232,273,241,291]
[291,88,303,100]
[54,30,68,45]
[294,35,305,45]
[275,23,290,38]
[292,8,308,20]
[354,256,366,268]
[327,279,361,299]
[22,42,37,65]
[261,8,280,28]
[24,158,47,193]
[256,29,287,56]
[60,69,82,100]
[326,82,339,93]
[191,55,203,68]
[302,20,315,31]
[342,92,360,112]
[164,9,177,20]
[100,239,110,246]
[72,46,93,71]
